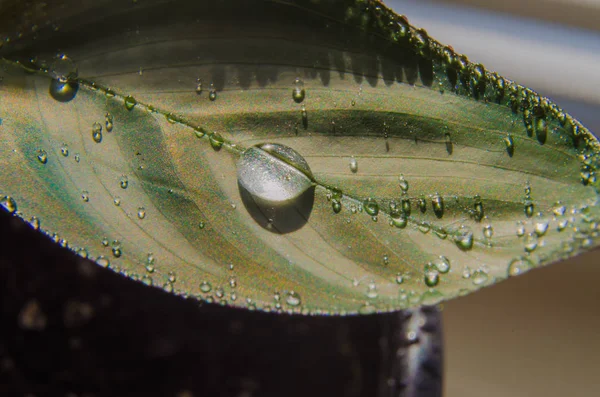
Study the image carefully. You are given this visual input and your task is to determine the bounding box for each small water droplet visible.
[200,281,212,293]
[60,144,69,157]
[168,271,176,283]
[209,132,224,151]
[557,219,569,232]
[81,191,90,202]
[483,224,494,239]
[524,233,538,252]
[111,240,122,258]
[292,77,305,103]
[534,218,549,236]
[383,255,389,266]
[74,153,80,163]
[301,104,308,129]
[91,122,103,143]
[454,226,474,251]
[113,197,121,206]
[349,157,358,173]
[524,200,534,218]
[398,175,409,192]
[137,207,146,219]
[331,199,342,214]
[553,204,566,217]
[0,196,17,214]
[208,84,217,101]
[424,264,440,287]
[28,216,40,230]
[395,273,405,284]
[504,135,514,157]
[37,149,48,164]
[418,198,427,213]
[141,275,153,286]
[124,95,137,110]
[401,197,411,216]
[445,132,453,155]
[120,175,129,189]
[96,256,110,268]
[366,282,378,298]
[285,291,302,306]
[516,221,526,237]
[435,256,451,274]
[432,194,444,218]
[390,212,408,228]
[418,222,431,233]
[363,198,379,216]
[105,113,114,132]
[473,195,484,222]
[163,282,174,293]
[507,257,533,277]
[471,270,488,286]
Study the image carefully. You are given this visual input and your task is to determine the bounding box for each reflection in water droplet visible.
[92,122,103,143]
[453,226,474,251]
[37,149,48,164]
[237,143,314,233]
[105,113,114,132]
[349,157,358,173]
[292,77,305,103]
[432,194,444,218]
[471,270,488,285]
[200,281,212,293]
[124,95,137,110]
[49,79,79,102]
[0,196,17,214]
[285,291,301,307]
[363,198,379,216]
[507,257,533,277]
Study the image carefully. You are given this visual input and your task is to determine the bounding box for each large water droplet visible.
[424,264,440,287]
[237,143,314,233]
[363,198,379,216]
[49,79,78,102]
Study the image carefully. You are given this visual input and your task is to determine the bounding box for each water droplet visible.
[358,304,376,315]
[49,79,79,102]
[553,204,566,217]
[163,282,173,293]
[483,224,494,239]
[453,226,474,251]
[237,143,314,233]
[141,275,153,286]
[137,207,146,219]
[168,271,176,283]
[292,77,305,103]
[418,222,431,233]
[462,266,472,279]
[524,233,538,253]
[516,221,526,237]
[432,194,444,218]
[81,191,90,202]
[199,281,212,293]
[101,238,109,247]
[471,270,488,286]
[120,175,129,189]
[524,200,534,218]
[209,132,224,151]
[105,113,114,132]
[357,197,378,217]
[390,212,408,229]
[401,197,411,216]
[124,95,137,110]
[92,122,103,143]
[435,256,451,274]
[195,78,203,94]
[285,291,301,307]
[0,196,17,214]
[557,219,569,232]
[507,257,534,277]
[383,255,390,265]
[398,175,409,192]
[473,195,484,222]
[208,84,217,101]
[28,216,40,230]
[504,135,514,157]
[424,264,440,287]
[37,149,48,164]
[418,198,427,213]
[111,240,122,258]
[96,256,109,268]
[349,157,358,173]
[113,197,121,206]
[74,153,80,163]
[331,199,342,214]
[445,132,453,155]
[395,273,405,284]
[366,282,378,298]
[60,144,69,157]
[301,104,308,129]
[534,218,549,236]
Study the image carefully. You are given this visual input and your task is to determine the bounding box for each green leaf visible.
[1,0,599,314]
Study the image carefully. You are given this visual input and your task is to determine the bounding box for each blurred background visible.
[388,1,600,396]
